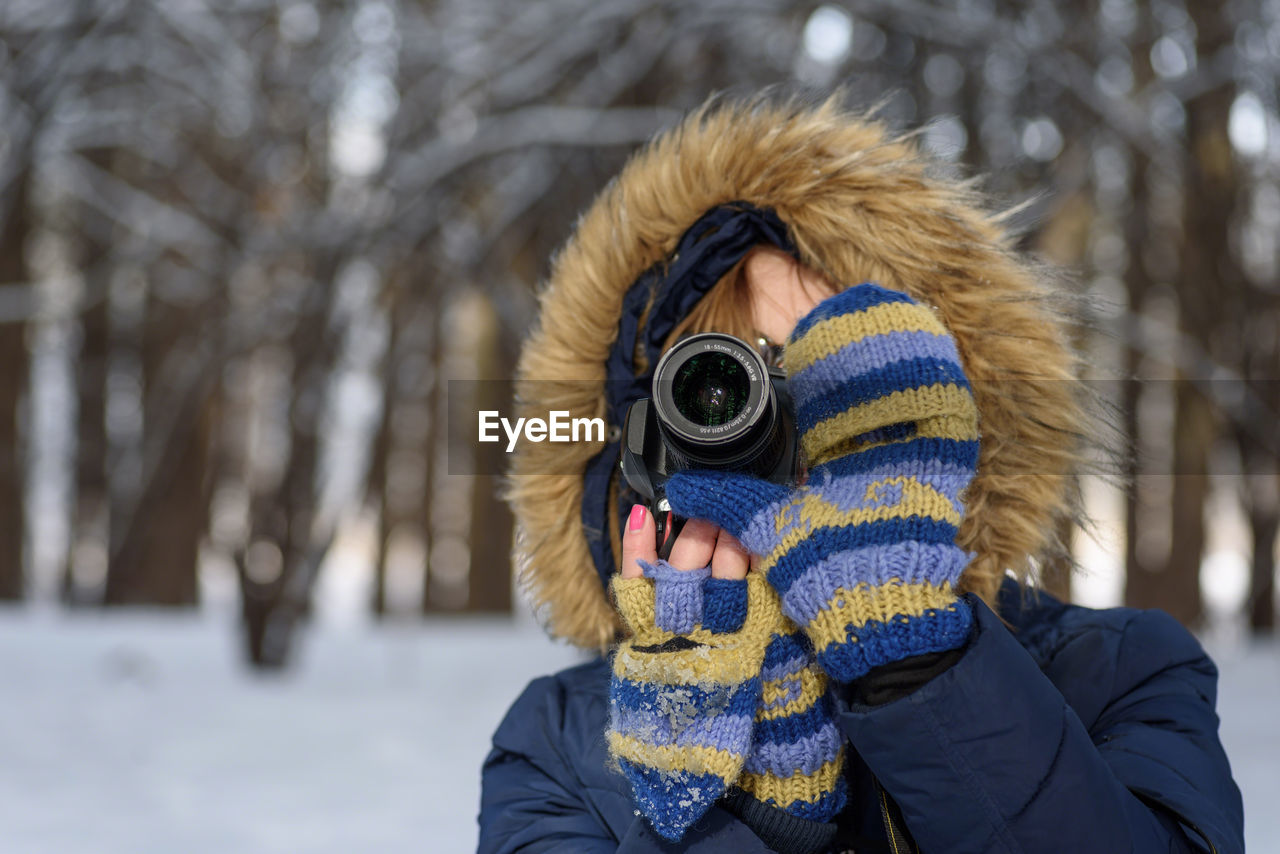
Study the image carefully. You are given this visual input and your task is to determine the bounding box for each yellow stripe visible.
[740,755,845,808]
[756,480,962,576]
[802,383,979,465]
[607,732,745,778]
[758,666,826,721]
[807,581,964,657]
[610,573,782,658]
[815,411,978,461]
[612,642,764,686]
[784,302,947,373]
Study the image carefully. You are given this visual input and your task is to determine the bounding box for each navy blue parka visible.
[479,582,1242,852]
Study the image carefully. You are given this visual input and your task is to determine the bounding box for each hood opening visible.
[508,94,1085,652]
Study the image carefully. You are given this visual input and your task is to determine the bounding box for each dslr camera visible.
[620,332,801,558]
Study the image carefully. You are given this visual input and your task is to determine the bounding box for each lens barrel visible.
[651,333,786,476]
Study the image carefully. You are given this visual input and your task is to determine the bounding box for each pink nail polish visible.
[628,504,647,532]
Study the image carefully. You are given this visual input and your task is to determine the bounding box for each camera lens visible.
[621,333,799,502]
[650,333,793,477]
[671,352,750,427]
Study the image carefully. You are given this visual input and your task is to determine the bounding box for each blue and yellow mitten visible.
[608,562,846,841]
[730,628,848,842]
[664,283,981,683]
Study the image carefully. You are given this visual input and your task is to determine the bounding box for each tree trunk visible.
[239,260,338,666]
[64,149,115,604]
[467,309,514,613]
[0,168,32,600]
[1237,307,1280,634]
[1157,0,1245,628]
[1163,384,1211,626]
[419,304,441,614]
[368,325,395,618]
[64,261,111,603]
[1122,148,1158,611]
[1246,503,1277,633]
[104,385,213,605]
[102,273,211,606]
[367,281,406,619]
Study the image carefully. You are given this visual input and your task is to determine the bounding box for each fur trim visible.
[508,93,1084,652]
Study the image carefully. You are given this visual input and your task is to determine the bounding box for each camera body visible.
[619,332,801,558]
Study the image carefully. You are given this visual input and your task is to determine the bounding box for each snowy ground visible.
[0,607,584,854]
[1207,635,1280,852]
[1,608,1275,853]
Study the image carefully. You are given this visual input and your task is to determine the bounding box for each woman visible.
[479,94,1243,853]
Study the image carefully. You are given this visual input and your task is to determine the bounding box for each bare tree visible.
[4,0,1276,670]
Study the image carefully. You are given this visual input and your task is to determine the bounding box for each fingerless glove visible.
[608,561,847,841]
[608,564,775,840]
[738,628,846,821]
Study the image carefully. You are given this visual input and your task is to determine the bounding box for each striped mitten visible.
[664,283,981,683]
[609,563,848,842]
[608,562,776,840]
[733,628,848,827]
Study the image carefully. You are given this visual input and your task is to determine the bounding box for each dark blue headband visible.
[580,201,796,588]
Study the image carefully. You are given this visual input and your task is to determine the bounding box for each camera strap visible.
[877,779,920,854]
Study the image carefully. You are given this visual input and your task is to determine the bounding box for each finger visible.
[710,530,749,580]
[621,504,657,579]
[667,518,718,571]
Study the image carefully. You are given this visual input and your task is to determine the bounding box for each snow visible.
[0,607,584,854]
[1207,637,1280,850]
[0,607,1275,853]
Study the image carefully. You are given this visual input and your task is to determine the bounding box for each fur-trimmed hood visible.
[508,94,1083,652]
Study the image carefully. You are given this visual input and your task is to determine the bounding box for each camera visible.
[619,332,801,558]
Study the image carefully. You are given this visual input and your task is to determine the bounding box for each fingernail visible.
[628,504,647,532]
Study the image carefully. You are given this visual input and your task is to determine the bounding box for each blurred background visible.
[1,0,1276,851]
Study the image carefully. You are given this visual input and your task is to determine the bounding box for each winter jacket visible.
[487,94,1244,852]
[478,581,1243,853]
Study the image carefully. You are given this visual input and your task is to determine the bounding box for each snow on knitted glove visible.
[737,628,848,823]
[608,561,776,840]
[664,283,980,683]
[608,563,848,841]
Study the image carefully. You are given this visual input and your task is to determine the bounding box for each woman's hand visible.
[620,505,749,581]
[614,505,849,839]
[607,506,778,840]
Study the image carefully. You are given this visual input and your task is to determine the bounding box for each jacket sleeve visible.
[834,595,1244,854]
[478,672,778,854]
[479,746,619,854]
[479,674,624,854]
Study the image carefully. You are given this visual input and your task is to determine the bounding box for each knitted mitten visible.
[664,283,980,683]
[736,628,847,823]
[608,561,776,840]
[609,562,848,841]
